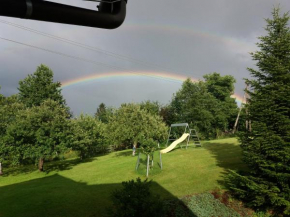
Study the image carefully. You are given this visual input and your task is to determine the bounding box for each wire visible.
[0,19,189,75]
[0,36,181,84]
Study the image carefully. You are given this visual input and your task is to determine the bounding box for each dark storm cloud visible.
[1,0,290,115]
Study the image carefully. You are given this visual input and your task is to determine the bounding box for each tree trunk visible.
[0,162,3,175]
[38,158,44,172]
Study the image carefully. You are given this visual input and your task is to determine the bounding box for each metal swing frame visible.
[135,151,163,178]
[166,123,190,147]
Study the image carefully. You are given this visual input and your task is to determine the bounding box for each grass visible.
[0,138,246,217]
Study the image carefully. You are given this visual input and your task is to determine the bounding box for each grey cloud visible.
[1,0,289,114]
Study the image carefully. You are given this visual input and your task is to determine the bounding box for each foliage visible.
[140,138,158,156]
[226,8,290,215]
[204,72,238,131]
[70,114,107,159]
[0,95,25,166]
[203,72,236,101]
[139,100,161,116]
[170,78,236,139]
[109,178,164,217]
[159,105,175,126]
[0,86,3,100]
[106,103,167,149]
[4,99,71,171]
[94,103,113,123]
[18,64,67,109]
[182,193,240,217]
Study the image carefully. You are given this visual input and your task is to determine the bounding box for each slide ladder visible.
[188,129,201,147]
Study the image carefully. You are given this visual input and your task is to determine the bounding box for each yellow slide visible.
[160,133,190,154]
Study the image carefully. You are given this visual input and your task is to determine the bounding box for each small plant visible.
[183,193,240,217]
[109,178,164,217]
[140,138,158,157]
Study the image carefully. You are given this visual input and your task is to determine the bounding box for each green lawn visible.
[0,138,246,217]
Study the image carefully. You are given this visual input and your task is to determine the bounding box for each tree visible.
[94,103,113,123]
[203,72,236,101]
[159,105,174,126]
[18,64,67,108]
[204,73,238,130]
[139,100,161,116]
[5,99,71,171]
[170,79,228,139]
[0,94,25,175]
[226,8,290,215]
[0,86,3,100]
[70,114,106,159]
[106,103,167,151]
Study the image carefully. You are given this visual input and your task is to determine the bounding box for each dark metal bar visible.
[0,0,127,29]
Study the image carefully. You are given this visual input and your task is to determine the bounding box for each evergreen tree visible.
[18,64,66,108]
[227,8,290,215]
[95,103,113,123]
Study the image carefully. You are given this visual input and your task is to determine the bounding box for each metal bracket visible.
[84,0,122,13]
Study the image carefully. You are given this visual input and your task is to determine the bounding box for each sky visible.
[0,0,290,115]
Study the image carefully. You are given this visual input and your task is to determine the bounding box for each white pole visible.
[146,155,149,177]
[159,152,163,170]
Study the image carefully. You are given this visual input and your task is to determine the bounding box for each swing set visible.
[135,123,201,177]
[166,123,201,149]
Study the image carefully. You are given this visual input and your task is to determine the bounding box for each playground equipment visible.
[166,123,190,146]
[188,129,201,147]
[135,151,162,177]
[161,123,201,154]
[0,0,128,29]
[160,133,190,154]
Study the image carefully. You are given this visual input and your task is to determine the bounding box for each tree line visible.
[0,64,239,174]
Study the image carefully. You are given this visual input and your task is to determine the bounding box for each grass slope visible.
[0,138,245,217]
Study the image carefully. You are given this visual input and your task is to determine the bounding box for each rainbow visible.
[122,23,255,53]
[61,71,244,104]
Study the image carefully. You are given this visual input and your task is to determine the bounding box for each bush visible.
[109,178,164,217]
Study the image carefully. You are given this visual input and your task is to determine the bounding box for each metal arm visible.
[0,0,128,29]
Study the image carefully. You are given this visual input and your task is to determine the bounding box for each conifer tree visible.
[227,8,290,215]
[18,64,66,108]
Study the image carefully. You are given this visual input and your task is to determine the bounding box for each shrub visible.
[109,178,164,217]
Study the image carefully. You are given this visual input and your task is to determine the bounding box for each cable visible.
[0,37,181,84]
[0,19,189,75]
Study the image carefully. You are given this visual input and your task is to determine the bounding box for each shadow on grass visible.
[2,157,94,177]
[113,149,133,157]
[203,142,248,171]
[0,174,197,217]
